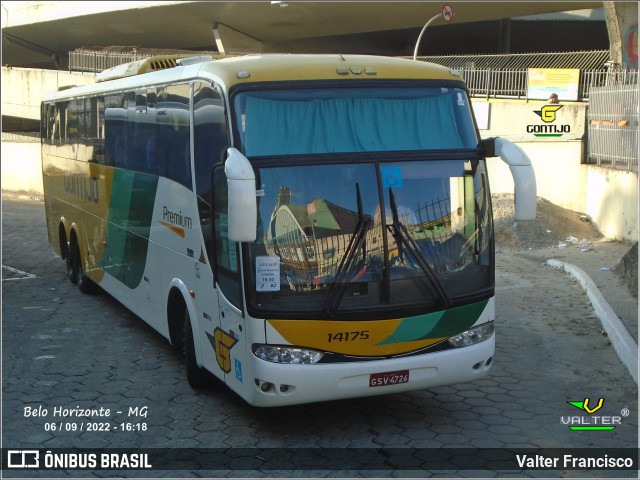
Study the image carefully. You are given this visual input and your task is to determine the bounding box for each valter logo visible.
[527,104,570,137]
[561,397,627,431]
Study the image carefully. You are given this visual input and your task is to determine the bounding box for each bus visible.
[41,54,536,407]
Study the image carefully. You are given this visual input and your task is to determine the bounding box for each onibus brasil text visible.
[41,451,151,469]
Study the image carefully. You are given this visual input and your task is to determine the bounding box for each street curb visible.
[546,259,638,384]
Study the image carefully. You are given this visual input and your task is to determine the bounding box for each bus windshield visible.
[233,86,479,156]
[246,158,493,318]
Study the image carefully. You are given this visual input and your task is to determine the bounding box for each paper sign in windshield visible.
[256,256,280,292]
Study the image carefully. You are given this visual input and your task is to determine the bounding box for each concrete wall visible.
[1,67,95,120]
[474,99,590,212]
[586,166,638,242]
[474,99,638,242]
[1,67,95,195]
[487,144,638,242]
[1,137,42,194]
[486,140,589,213]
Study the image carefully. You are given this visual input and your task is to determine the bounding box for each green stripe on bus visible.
[376,300,488,345]
[106,170,159,289]
[428,300,489,338]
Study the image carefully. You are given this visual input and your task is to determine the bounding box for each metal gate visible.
[587,85,639,171]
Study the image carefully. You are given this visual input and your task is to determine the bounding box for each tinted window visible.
[157,84,192,188]
[194,82,229,265]
[104,92,128,168]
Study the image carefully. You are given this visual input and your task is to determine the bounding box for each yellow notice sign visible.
[527,68,580,101]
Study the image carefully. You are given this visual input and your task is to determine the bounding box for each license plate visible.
[369,369,409,388]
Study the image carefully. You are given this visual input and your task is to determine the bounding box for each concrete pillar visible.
[604,1,638,73]
[499,18,511,54]
[212,23,263,55]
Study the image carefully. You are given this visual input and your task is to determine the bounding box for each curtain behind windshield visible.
[241,91,470,156]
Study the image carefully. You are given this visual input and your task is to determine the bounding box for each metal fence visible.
[587,85,639,171]
[459,68,528,99]
[68,48,217,73]
[70,49,637,102]
[2,132,40,143]
[455,67,638,101]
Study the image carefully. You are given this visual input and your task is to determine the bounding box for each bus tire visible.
[66,244,77,284]
[184,307,210,389]
[60,227,76,284]
[71,238,95,294]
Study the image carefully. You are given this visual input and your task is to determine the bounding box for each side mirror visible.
[224,147,257,242]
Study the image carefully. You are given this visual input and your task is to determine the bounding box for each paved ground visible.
[512,243,637,344]
[1,196,637,478]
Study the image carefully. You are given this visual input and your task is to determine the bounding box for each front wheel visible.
[184,307,210,389]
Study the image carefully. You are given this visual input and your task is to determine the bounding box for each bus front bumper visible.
[244,335,495,407]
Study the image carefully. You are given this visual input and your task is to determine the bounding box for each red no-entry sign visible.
[442,4,454,21]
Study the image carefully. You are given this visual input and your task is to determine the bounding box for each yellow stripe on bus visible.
[267,318,445,356]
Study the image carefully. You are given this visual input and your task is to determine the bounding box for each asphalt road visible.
[1,197,637,478]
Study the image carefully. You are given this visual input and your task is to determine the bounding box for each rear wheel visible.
[184,307,210,389]
[66,242,77,284]
[60,227,76,284]
[71,238,95,294]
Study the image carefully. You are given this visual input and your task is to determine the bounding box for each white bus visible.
[41,54,536,407]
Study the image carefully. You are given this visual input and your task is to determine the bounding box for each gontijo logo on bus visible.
[527,105,570,137]
[207,328,238,373]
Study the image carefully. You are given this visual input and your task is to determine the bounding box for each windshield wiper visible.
[323,183,370,318]
[387,188,451,308]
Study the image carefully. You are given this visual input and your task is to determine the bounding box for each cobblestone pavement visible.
[2,197,637,478]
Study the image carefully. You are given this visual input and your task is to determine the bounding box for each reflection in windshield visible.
[247,160,492,316]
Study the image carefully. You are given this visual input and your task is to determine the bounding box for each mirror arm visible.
[482,137,537,221]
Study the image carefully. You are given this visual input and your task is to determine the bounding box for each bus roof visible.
[42,54,464,102]
[200,54,463,86]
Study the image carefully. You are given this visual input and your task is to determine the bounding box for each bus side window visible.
[104,93,128,168]
[145,137,157,173]
[114,136,127,168]
[194,82,229,266]
[212,166,242,309]
[67,98,83,143]
[47,104,55,144]
[170,139,191,187]
[56,101,67,145]
[90,96,106,164]
[157,84,192,188]
[128,90,157,174]
[128,94,142,171]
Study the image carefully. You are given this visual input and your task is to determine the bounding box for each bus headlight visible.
[447,321,494,348]
[253,345,324,364]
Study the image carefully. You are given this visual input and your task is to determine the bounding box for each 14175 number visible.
[327,330,370,343]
